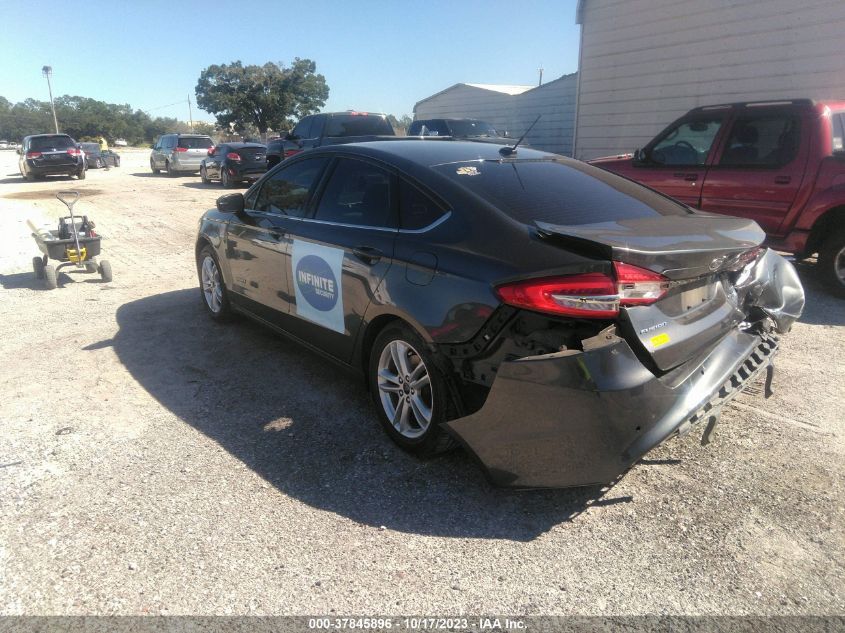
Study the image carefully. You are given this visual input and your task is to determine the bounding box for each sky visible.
[0,0,581,123]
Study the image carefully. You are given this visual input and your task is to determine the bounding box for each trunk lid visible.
[536,213,767,371]
[237,147,266,164]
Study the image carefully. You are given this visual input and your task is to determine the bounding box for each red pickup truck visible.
[590,99,845,296]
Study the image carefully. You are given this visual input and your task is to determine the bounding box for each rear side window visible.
[399,180,446,230]
[314,158,395,228]
[325,115,394,137]
[253,157,329,217]
[719,115,800,167]
[434,159,689,226]
[178,137,213,149]
[30,136,75,151]
[832,112,844,153]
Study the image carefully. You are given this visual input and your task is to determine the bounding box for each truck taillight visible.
[495,262,669,318]
[226,152,241,161]
[26,151,42,159]
[284,149,301,158]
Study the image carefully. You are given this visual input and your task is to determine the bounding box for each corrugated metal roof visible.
[464,83,534,95]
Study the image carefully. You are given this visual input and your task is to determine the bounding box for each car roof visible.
[222,142,266,148]
[327,139,552,167]
[26,133,73,139]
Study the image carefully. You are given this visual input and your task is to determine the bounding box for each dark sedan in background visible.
[18,134,87,180]
[201,142,267,188]
[80,143,120,168]
[195,140,804,488]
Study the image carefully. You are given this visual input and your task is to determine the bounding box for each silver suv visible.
[150,134,213,176]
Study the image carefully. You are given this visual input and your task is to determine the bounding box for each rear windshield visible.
[237,146,266,159]
[325,115,394,137]
[178,137,213,149]
[409,120,449,136]
[434,159,689,225]
[30,136,75,151]
[447,120,499,137]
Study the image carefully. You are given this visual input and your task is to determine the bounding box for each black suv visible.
[266,111,395,167]
[19,134,87,180]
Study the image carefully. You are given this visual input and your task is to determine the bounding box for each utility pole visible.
[42,66,59,133]
[538,65,544,86]
[187,93,194,132]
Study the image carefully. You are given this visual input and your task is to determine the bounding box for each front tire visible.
[369,324,456,456]
[818,228,845,298]
[197,246,232,321]
[98,260,113,282]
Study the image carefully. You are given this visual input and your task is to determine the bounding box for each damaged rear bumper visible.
[446,329,778,488]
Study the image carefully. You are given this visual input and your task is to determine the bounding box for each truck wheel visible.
[151,158,160,174]
[818,228,845,298]
[44,264,58,290]
[98,260,113,282]
[32,256,45,279]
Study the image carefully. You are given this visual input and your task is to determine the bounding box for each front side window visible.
[291,117,312,139]
[253,157,329,217]
[719,115,800,167]
[648,117,724,166]
[314,158,395,228]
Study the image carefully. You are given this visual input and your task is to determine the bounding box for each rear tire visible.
[44,264,58,290]
[151,158,160,175]
[166,161,175,177]
[76,168,86,180]
[221,169,233,189]
[369,324,457,456]
[200,165,210,184]
[98,260,113,282]
[32,256,45,279]
[818,228,845,298]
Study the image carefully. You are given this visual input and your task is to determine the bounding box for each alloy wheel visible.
[377,340,433,439]
[201,255,223,313]
[835,245,845,287]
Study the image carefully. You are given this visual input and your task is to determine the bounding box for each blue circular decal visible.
[296,254,338,312]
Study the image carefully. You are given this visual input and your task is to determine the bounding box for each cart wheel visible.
[85,261,98,273]
[44,264,58,290]
[99,260,113,282]
[32,256,45,279]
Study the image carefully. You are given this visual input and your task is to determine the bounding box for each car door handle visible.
[674,172,698,181]
[774,175,791,184]
[352,246,383,265]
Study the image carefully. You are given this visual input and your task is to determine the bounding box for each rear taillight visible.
[67,147,82,156]
[26,151,42,159]
[174,146,188,152]
[495,262,669,319]
[226,152,241,161]
[207,147,215,156]
[284,149,301,158]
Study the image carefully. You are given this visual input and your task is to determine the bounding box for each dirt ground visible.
[0,148,843,616]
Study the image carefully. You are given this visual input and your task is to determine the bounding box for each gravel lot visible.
[0,148,843,616]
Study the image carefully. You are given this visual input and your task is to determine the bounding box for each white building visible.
[573,0,845,160]
[413,74,578,156]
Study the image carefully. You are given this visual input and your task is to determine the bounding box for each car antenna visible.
[499,115,541,156]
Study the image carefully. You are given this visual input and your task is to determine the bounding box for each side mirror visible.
[217,193,245,215]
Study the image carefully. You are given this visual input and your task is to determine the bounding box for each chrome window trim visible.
[295,210,452,234]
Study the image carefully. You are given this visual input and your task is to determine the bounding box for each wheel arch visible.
[805,205,845,256]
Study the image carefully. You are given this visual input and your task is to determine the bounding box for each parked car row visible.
[1,140,20,150]
[15,134,125,180]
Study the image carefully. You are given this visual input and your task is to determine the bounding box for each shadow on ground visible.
[101,289,630,540]
[794,261,845,326]
[0,269,105,290]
